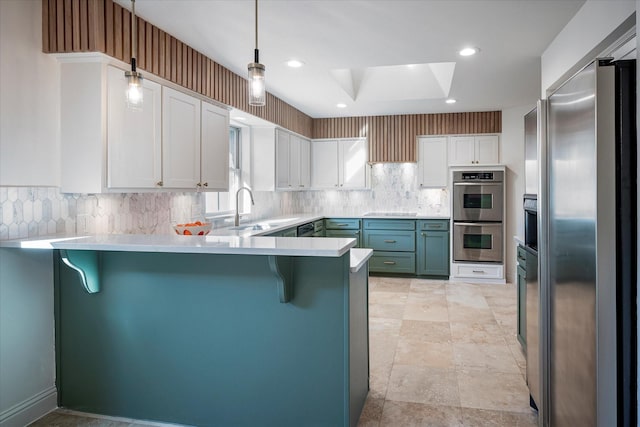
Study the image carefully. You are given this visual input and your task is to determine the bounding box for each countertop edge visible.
[350,248,373,273]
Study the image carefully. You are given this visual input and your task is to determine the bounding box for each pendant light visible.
[125,0,143,110]
[247,0,265,106]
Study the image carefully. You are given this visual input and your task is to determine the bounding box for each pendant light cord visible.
[254,0,259,63]
[131,0,137,71]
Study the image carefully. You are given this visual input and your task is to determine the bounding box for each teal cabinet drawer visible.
[363,219,415,231]
[369,252,415,274]
[517,245,527,268]
[325,229,360,247]
[363,230,415,252]
[417,220,449,231]
[324,218,361,230]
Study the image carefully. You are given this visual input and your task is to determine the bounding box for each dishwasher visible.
[296,222,315,237]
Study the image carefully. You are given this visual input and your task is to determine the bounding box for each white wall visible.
[0,249,56,427]
[0,0,60,187]
[541,0,635,95]
[501,105,533,284]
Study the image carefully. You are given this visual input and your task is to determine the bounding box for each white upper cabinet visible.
[340,138,368,189]
[200,101,230,191]
[311,138,368,189]
[448,134,500,165]
[311,140,339,189]
[298,137,311,189]
[107,65,162,189]
[275,129,291,190]
[417,136,448,188]
[162,86,201,189]
[60,57,229,193]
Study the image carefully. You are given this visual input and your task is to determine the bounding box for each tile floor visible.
[28,277,538,427]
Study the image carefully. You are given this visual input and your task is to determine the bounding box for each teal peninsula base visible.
[54,250,369,427]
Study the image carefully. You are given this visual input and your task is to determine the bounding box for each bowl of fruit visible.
[172,221,212,236]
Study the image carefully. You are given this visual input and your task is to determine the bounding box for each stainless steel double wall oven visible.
[452,170,504,263]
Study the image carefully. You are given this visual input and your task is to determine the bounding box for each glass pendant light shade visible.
[125,69,143,110]
[125,0,143,110]
[248,61,265,106]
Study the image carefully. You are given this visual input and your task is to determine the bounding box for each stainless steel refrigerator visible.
[542,59,636,426]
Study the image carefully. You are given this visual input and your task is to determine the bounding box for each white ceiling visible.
[121,0,586,118]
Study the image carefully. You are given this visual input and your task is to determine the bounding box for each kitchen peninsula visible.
[2,232,371,427]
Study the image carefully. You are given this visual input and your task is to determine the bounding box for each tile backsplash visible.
[0,163,449,240]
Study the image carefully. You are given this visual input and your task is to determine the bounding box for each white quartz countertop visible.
[350,249,373,273]
[0,213,450,258]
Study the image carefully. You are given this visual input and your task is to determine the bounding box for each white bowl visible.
[172,222,212,236]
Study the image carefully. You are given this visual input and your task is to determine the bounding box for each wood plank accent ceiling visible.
[313,112,502,163]
[41,0,313,137]
[42,0,501,163]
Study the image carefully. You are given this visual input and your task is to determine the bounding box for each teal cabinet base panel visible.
[54,251,368,427]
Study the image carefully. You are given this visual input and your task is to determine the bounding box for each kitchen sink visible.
[230,224,266,231]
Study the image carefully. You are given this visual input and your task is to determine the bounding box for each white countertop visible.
[1,234,356,257]
[0,213,450,259]
[350,249,373,273]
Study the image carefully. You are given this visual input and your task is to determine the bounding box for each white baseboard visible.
[0,386,57,427]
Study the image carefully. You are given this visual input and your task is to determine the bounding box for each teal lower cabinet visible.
[325,218,361,247]
[416,231,449,277]
[54,251,368,427]
[363,219,416,274]
[415,220,450,277]
[369,251,416,274]
[266,226,298,237]
[517,245,527,349]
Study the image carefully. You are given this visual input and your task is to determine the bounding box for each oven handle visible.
[454,222,503,227]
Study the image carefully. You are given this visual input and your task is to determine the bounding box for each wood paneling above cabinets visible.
[42,0,313,138]
[312,112,502,163]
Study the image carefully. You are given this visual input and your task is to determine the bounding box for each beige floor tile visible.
[509,342,527,369]
[446,293,490,310]
[484,296,517,309]
[399,320,452,343]
[450,322,506,345]
[370,317,402,335]
[357,396,384,427]
[394,337,454,368]
[370,336,398,370]
[370,303,405,319]
[452,343,521,374]
[370,277,411,293]
[460,407,538,426]
[369,291,409,305]
[407,291,448,305]
[403,302,449,322]
[379,401,464,427]
[457,369,532,413]
[409,279,447,294]
[370,364,393,399]
[448,307,496,324]
[387,365,460,407]
[480,284,517,298]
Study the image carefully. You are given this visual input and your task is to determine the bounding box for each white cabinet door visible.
[448,136,476,165]
[162,87,201,189]
[311,140,339,188]
[475,135,500,164]
[449,135,500,165]
[340,138,367,189]
[298,137,311,189]
[107,66,162,189]
[417,136,447,187]
[201,101,229,191]
[288,134,301,189]
[275,129,290,189]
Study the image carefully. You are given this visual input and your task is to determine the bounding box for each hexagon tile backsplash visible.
[0,187,204,240]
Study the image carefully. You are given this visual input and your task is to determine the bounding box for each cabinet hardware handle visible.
[337,224,349,226]
[431,225,442,228]
[355,231,360,234]
[335,184,339,187]
[383,261,396,265]
[196,183,202,187]
[156,181,163,187]
[203,182,208,187]
[421,232,426,236]
[340,184,344,187]
[299,185,304,187]
[384,239,396,243]
[472,270,485,273]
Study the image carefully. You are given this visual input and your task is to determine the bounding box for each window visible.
[205,126,243,214]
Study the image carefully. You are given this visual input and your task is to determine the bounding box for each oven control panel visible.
[453,170,503,183]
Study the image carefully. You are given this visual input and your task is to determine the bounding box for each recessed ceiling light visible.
[336,103,347,108]
[286,59,305,68]
[459,47,479,57]
[232,116,248,121]
[445,99,457,104]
